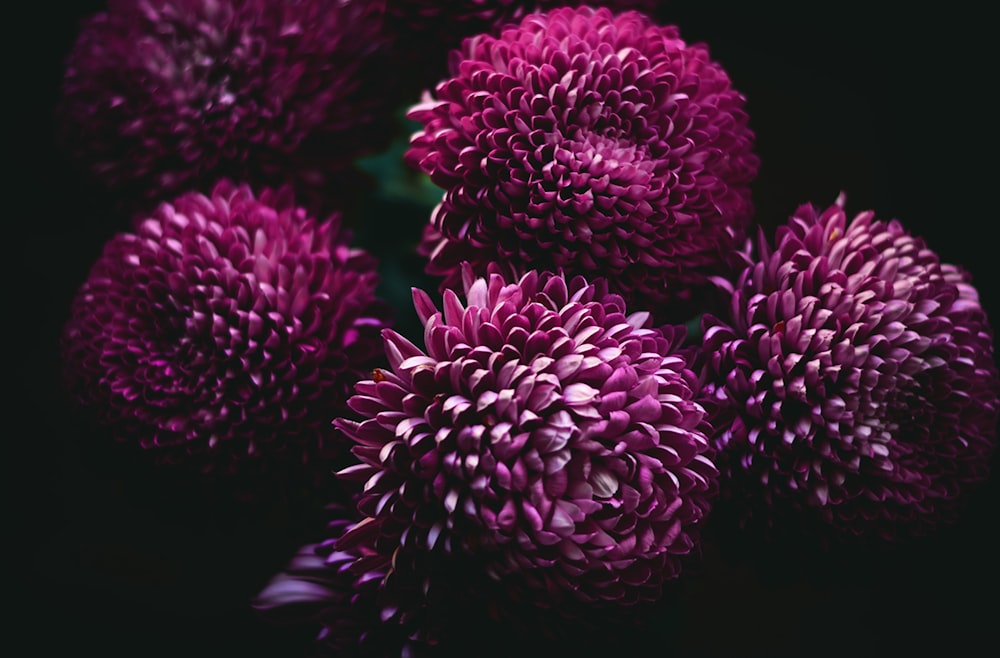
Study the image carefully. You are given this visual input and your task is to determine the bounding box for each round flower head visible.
[58,0,393,205]
[61,180,390,493]
[699,195,1000,543]
[406,6,759,321]
[334,265,718,616]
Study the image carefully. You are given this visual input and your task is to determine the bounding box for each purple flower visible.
[699,194,1000,542]
[333,265,718,620]
[60,180,390,493]
[253,507,416,657]
[405,6,759,321]
[254,506,658,657]
[57,0,393,205]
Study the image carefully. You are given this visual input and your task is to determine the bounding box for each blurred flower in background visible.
[253,506,419,657]
[406,6,759,323]
[56,0,396,210]
[60,180,391,500]
[698,194,1000,543]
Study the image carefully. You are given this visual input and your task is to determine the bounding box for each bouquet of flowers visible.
[17,1,997,656]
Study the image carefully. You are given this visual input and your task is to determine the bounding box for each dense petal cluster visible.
[406,6,759,320]
[334,266,718,617]
[699,195,1000,542]
[58,0,393,204]
[61,180,390,487]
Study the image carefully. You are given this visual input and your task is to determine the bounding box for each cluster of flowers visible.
[57,1,999,655]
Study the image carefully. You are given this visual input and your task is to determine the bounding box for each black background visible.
[10,2,998,656]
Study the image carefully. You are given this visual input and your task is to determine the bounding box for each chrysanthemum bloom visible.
[255,506,661,657]
[699,195,1000,542]
[253,508,418,657]
[405,6,759,321]
[58,0,394,205]
[334,266,718,619]
[256,523,514,656]
[61,180,390,491]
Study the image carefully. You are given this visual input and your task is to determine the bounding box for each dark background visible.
[10,2,998,656]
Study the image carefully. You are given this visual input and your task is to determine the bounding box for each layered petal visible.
[60,180,391,494]
[406,6,759,321]
[332,265,718,645]
[699,195,1000,542]
[57,0,395,205]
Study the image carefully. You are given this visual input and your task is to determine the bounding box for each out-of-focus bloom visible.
[57,0,393,205]
[60,180,390,492]
[253,507,654,657]
[699,194,1000,542]
[406,6,759,321]
[253,507,417,657]
[334,265,718,622]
